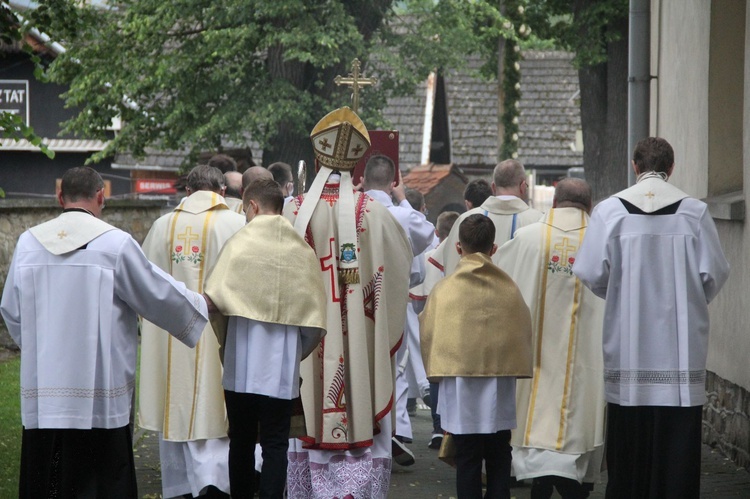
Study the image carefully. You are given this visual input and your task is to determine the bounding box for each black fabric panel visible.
[604,404,702,499]
[619,198,683,215]
[20,425,137,499]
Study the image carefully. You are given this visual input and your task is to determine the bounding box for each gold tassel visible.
[339,268,360,284]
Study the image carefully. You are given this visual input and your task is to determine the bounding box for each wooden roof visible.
[517,51,583,168]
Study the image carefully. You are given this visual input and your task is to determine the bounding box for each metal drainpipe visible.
[628,0,651,186]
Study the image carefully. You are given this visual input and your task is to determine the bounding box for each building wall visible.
[651,0,710,198]
[2,154,130,197]
[0,199,166,348]
[653,0,750,470]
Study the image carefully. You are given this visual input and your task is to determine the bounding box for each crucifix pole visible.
[334,58,377,113]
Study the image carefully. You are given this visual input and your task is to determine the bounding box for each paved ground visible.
[134,404,750,498]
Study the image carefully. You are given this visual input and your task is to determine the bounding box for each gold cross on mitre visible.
[334,58,377,112]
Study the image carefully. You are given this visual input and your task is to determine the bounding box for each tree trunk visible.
[576,6,629,202]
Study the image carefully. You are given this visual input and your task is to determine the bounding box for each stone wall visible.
[0,198,168,348]
[704,370,750,471]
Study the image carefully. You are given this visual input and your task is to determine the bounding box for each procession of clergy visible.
[1,104,730,499]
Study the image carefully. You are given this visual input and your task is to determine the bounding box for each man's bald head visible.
[224,171,243,199]
[553,177,592,214]
[492,159,528,199]
[242,166,273,192]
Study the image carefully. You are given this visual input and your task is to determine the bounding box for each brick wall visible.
[0,198,167,348]
[704,370,750,471]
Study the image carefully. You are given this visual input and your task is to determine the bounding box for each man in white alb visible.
[1,167,208,498]
[139,165,245,498]
[363,155,435,464]
[429,159,542,276]
[496,178,605,498]
[573,137,730,499]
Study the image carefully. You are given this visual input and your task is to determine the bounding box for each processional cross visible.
[335,58,377,112]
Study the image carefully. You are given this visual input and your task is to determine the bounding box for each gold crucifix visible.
[177,227,200,255]
[554,237,577,263]
[334,58,377,113]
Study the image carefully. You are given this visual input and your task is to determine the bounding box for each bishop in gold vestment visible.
[139,166,245,498]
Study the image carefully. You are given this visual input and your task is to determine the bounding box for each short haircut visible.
[60,167,105,202]
[463,179,492,207]
[405,188,425,211]
[242,166,273,191]
[436,211,460,240]
[187,165,225,193]
[363,155,396,190]
[243,178,284,214]
[207,154,237,173]
[493,159,526,188]
[268,162,293,186]
[224,171,243,199]
[458,214,495,255]
[554,178,592,209]
[633,137,674,174]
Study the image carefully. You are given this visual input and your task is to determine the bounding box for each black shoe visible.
[428,433,443,450]
[392,436,416,466]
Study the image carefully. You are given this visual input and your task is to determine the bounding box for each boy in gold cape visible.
[203,179,327,498]
[420,214,533,499]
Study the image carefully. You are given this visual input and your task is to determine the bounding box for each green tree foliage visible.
[43,0,518,168]
[523,0,630,199]
[523,0,629,68]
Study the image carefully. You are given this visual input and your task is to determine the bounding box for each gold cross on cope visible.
[554,237,577,263]
[177,227,200,255]
[334,58,377,113]
[645,191,655,199]
[57,230,67,239]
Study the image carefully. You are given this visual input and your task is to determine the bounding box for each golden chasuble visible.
[138,191,245,441]
[204,215,327,351]
[496,208,605,454]
[419,252,533,378]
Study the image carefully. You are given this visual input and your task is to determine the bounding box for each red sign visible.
[135,179,176,194]
[352,130,400,186]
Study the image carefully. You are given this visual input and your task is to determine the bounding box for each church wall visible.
[651,0,750,469]
[0,199,166,349]
[650,0,710,199]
